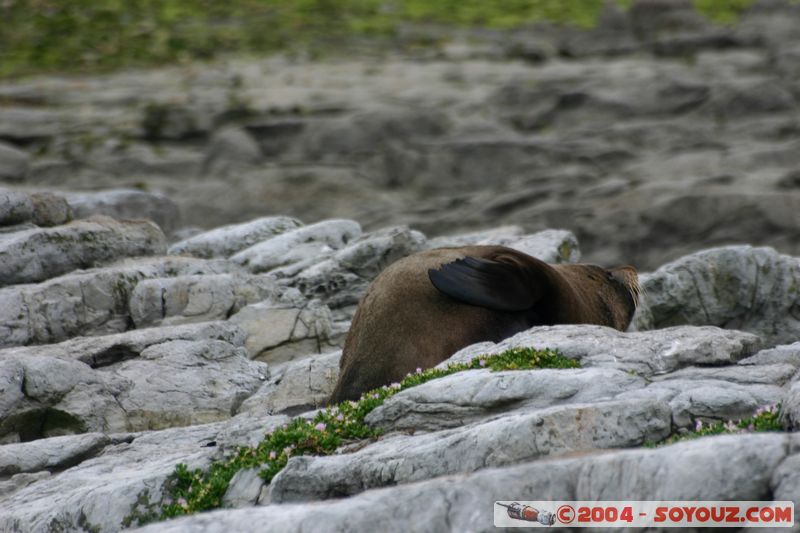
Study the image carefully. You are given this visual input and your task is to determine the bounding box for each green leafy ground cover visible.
[123,348,787,527]
[1,0,758,78]
[127,347,578,525]
[646,403,784,447]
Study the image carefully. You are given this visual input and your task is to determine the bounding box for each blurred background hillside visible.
[1,0,799,269]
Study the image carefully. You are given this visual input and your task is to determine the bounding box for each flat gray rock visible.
[635,245,800,347]
[365,367,645,432]
[203,126,262,176]
[739,342,800,368]
[0,190,72,227]
[0,215,166,286]
[169,216,302,259]
[138,433,793,533]
[0,415,287,533]
[0,189,34,226]
[618,378,784,428]
[62,189,180,234]
[0,332,267,441]
[229,300,341,364]
[268,398,670,503]
[0,320,246,367]
[442,324,762,377]
[426,228,579,263]
[237,350,341,416]
[231,219,362,273]
[289,225,426,309]
[129,273,280,328]
[782,375,800,431]
[28,192,72,227]
[0,433,110,476]
[0,143,29,182]
[0,256,232,347]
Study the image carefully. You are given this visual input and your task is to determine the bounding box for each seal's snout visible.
[609,265,640,307]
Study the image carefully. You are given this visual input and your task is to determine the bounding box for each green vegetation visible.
[0,0,765,78]
[646,403,784,447]
[693,0,754,24]
[129,347,577,525]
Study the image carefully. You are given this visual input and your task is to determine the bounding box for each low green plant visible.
[145,347,577,523]
[693,0,754,24]
[645,403,783,448]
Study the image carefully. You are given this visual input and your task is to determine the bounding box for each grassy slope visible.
[0,0,755,78]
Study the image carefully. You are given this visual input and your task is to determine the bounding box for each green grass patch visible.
[645,404,784,448]
[0,0,633,78]
[132,347,577,524]
[693,0,754,25]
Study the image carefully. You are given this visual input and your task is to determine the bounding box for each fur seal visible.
[329,245,640,403]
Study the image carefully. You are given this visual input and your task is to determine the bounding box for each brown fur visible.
[329,245,639,403]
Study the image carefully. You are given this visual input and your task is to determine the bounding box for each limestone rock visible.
[0,415,287,532]
[62,189,180,233]
[0,143,29,182]
[0,320,247,367]
[429,228,579,264]
[0,256,231,347]
[0,335,267,441]
[0,215,166,286]
[129,274,280,328]
[635,246,800,347]
[425,225,525,248]
[291,225,426,308]
[366,367,646,432]
[136,433,793,533]
[618,378,785,428]
[268,398,671,503]
[237,350,341,416]
[782,375,800,431]
[222,468,265,508]
[739,342,800,368]
[231,219,362,273]
[229,300,340,365]
[772,452,800,508]
[0,189,33,226]
[0,433,110,476]
[169,216,302,259]
[29,192,72,226]
[203,127,262,176]
[111,339,268,431]
[443,324,762,378]
[0,189,71,227]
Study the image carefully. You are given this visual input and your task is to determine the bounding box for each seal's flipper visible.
[428,255,542,312]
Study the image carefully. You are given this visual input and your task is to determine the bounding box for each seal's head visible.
[549,263,640,331]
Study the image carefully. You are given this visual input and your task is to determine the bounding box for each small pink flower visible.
[390,382,401,389]
[283,446,293,456]
[416,367,422,373]
[177,498,188,509]
[336,413,344,421]
[479,359,487,367]
[269,450,277,460]
[348,401,358,408]
[372,393,380,399]
[747,423,754,431]
[694,420,703,431]
[723,420,737,432]
[315,422,327,432]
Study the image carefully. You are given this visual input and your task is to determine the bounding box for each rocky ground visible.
[0,184,799,532]
[1,1,800,269]
[1,0,800,531]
